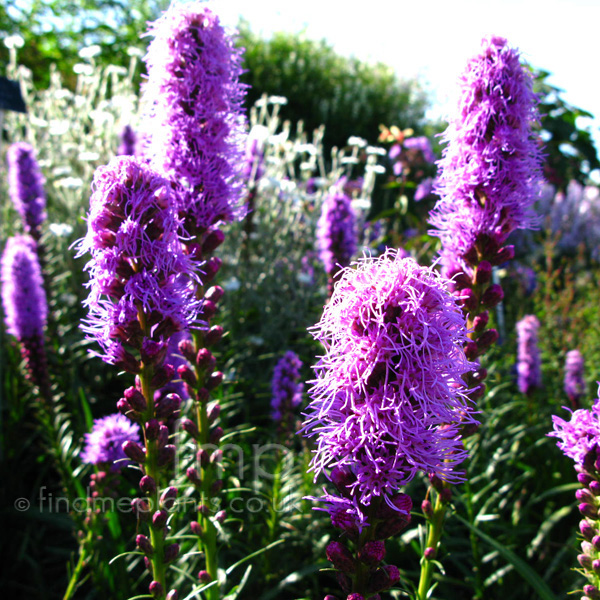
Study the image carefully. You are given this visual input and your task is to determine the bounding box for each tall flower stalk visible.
[302,249,478,598]
[565,349,586,409]
[7,142,47,241]
[549,387,600,599]
[78,156,200,600]
[139,4,247,596]
[516,314,542,396]
[425,35,544,597]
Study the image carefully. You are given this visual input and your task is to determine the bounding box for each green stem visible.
[417,490,447,600]
[63,530,93,600]
[140,363,167,599]
[464,478,484,599]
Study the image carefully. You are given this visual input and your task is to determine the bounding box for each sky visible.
[215,0,600,157]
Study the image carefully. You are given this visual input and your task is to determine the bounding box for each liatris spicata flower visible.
[565,349,586,409]
[78,155,199,600]
[516,315,542,395]
[78,156,199,370]
[302,248,478,597]
[7,142,47,240]
[316,180,357,293]
[304,248,478,509]
[1,235,50,398]
[140,2,247,233]
[271,350,303,430]
[81,413,142,470]
[117,124,137,156]
[548,385,600,598]
[429,36,543,275]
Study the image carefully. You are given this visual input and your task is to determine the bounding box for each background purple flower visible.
[140,3,247,232]
[565,349,586,406]
[7,142,47,238]
[516,315,542,395]
[429,36,543,271]
[117,124,137,156]
[302,249,478,515]
[316,180,357,284]
[81,413,142,469]
[1,235,47,341]
[271,350,303,422]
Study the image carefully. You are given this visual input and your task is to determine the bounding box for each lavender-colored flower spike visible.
[564,349,586,407]
[316,181,357,292]
[271,351,303,423]
[81,413,142,470]
[77,156,199,369]
[7,142,47,239]
[1,235,50,398]
[1,235,47,341]
[302,248,478,514]
[429,36,543,270]
[516,315,542,395]
[141,2,247,232]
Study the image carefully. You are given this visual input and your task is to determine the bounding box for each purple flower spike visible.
[429,36,543,270]
[271,351,303,423]
[302,249,478,518]
[7,142,47,238]
[78,156,200,367]
[516,315,542,395]
[1,235,47,341]
[549,385,600,465]
[81,413,142,470]
[564,349,585,406]
[141,3,247,231]
[316,180,357,287]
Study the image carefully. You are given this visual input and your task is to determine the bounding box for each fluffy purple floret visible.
[77,156,199,364]
[1,235,47,340]
[81,413,141,469]
[565,349,586,403]
[516,315,542,395]
[302,249,478,511]
[549,386,600,464]
[7,142,47,236]
[429,36,543,265]
[316,181,357,276]
[271,351,303,421]
[140,3,247,230]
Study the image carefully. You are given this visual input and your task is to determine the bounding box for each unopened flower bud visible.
[215,510,226,523]
[580,503,598,519]
[585,585,600,600]
[177,364,197,387]
[157,444,176,467]
[494,245,515,265]
[178,339,196,363]
[149,581,163,598]
[196,448,209,468]
[151,364,175,389]
[203,257,222,283]
[136,534,153,555]
[132,498,151,520]
[198,570,212,583]
[157,424,169,448]
[166,590,178,600]
[156,393,181,420]
[204,285,224,304]
[475,261,492,285]
[196,348,216,371]
[590,481,600,496]
[190,521,203,537]
[465,341,479,360]
[207,403,221,424]
[424,547,437,560]
[210,426,224,444]
[123,440,146,464]
[579,554,593,569]
[146,419,160,441]
[124,387,147,412]
[181,418,199,439]
[199,299,217,320]
[140,475,156,496]
[481,284,504,308]
[472,311,489,332]
[458,288,478,312]
[204,325,224,347]
[476,328,498,352]
[422,499,434,519]
[358,540,385,565]
[160,487,178,510]
[581,520,595,540]
[206,371,223,391]
[202,229,225,254]
[210,479,223,495]
[187,467,201,486]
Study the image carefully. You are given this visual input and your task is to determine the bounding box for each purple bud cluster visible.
[316,181,357,293]
[140,3,247,233]
[550,390,600,598]
[117,124,137,156]
[7,142,47,239]
[271,350,303,426]
[77,156,199,372]
[516,315,542,395]
[429,36,543,277]
[1,235,50,398]
[565,349,586,408]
